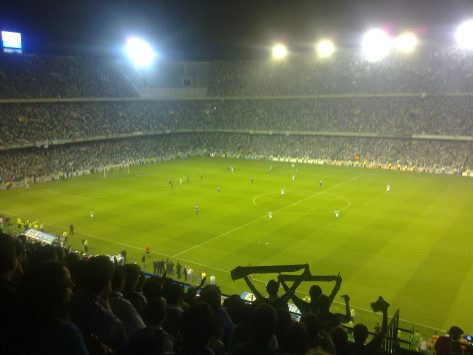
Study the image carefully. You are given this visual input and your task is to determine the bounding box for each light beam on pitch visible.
[361,28,392,62]
[271,43,288,60]
[125,37,156,68]
[316,39,335,58]
[455,20,473,50]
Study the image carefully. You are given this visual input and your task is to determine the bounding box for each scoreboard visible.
[1,31,22,53]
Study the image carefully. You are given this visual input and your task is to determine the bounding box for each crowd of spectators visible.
[1,134,471,184]
[207,49,473,96]
[1,96,473,146]
[0,232,401,355]
[0,54,137,98]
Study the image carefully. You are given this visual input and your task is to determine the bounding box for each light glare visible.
[125,37,156,68]
[455,20,473,50]
[272,44,288,60]
[362,28,392,62]
[316,39,335,58]
[395,32,418,54]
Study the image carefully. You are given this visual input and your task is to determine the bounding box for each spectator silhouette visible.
[123,263,147,317]
[317,294,352,330]
[278,321,309,355]
[281,274,342,315]
[109,264,146,337]
[175,302,217,355]
[200,284,234,351]
[119,298,174,355]
[242,264,309,310]
[231,302,279,355]
[68,255,127,352]
[435,326,465,355]
[162,282,184,338]
[19,261,88,355]
[348,297,390,355]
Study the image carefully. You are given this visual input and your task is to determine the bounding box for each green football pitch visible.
[1,158,473,333]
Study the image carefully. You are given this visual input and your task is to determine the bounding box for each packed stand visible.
[1,96,473,146]
[0,53,137,98]
[207,49,473,96]
[1,133,472,184]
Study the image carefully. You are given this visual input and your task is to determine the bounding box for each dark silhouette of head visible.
[309,285,322,302]
[145,298,167,326]
[353,323,369,344]
[111,265,126,292]
[332,326,349,353]
[79,256,115,296]
[143,277,163,302]
[163,283,184,306]
[223,294,247,324]
[280,321,308,354]
[266,279,279,297]
[250,303,278,342]
[30,245,58,266]
[180,302,216,350]
[200,285,222,313]
[124,263,141,291]
[448,326,463,341]
[20,261,73,321]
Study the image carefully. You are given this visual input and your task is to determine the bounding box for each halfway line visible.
[172,173,363,257]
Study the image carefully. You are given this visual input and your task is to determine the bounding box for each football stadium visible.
[1,1,473,354]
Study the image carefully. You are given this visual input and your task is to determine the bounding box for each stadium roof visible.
[1,0,473,60]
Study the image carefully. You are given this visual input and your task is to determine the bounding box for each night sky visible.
[1,0,473,60]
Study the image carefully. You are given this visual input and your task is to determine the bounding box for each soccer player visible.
[200,173,203,181]
[250,176,254,184]
[386,184,391,192]
[335,209,340,219]
[281,188,285,195]
[269,165,273,173]
[89,209,95,219]
[195,203,199,215]
[217,186,220,193]
[292,175,295,181]
[268,211,273,219]
[69,224,74,235]
[319,180,323,187]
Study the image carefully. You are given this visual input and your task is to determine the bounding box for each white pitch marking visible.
[173,174,363,257]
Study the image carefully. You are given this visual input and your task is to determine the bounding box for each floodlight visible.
[271,43,288,60]
[316,39,335,58]
[455,20,473,50]
[125,37,156,68]
[395,32,418,54]
[361,28,392,62]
